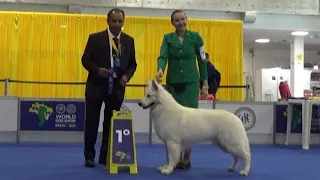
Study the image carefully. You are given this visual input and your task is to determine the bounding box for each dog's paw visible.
[227,166,236,172]
[160,166,174,175]
[239,170,248,176]
[157,164,167,172]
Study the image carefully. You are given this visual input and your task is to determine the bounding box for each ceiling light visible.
[314,65,318,70]
[291,31,308,36]
[255,39,270,43]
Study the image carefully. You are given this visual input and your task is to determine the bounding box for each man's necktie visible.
[112,37,119,55]
[109,37,120,95]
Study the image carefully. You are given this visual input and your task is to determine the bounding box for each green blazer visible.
[157,30,208,84]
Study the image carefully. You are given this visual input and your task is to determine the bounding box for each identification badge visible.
[114,55,120,68]
[199,45,206,61]
[108,68,114,95]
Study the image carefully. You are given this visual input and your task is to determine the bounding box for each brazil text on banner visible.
[19,100,85,131]
[112,117,135,165]
[275,104,320,133]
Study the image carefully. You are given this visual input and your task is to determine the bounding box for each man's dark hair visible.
[107,8,125,19]
[205,53,209,59]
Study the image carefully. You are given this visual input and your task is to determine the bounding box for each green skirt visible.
[165,82,199,108]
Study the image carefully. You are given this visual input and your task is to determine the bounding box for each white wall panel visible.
[116,0,142,8]
[85,0,116,7]
[2,0,19,2]
[246,0,319,14]
[35,0,85,6]
[1,0,320,15]
[142,0,179,9]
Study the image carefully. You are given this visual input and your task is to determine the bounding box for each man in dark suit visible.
[200,53,221,97]
[81,8,137,168]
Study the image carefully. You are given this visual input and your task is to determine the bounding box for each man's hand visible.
[98,68,110,78]
[120,75,128,86]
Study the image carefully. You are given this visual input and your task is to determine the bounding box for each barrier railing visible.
[1,78,250,100]
[0,78,252,145]
[2,96,320,149]
[1,79,319,148]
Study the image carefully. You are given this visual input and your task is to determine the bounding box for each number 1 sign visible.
[107,110,138,174]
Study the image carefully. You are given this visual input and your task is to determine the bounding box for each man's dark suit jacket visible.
[81,29,137,110]
[199,61,220,94]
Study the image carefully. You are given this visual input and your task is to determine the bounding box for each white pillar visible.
[290,36,305,98]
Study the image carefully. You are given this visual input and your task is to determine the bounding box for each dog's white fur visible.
[138,80,251,176]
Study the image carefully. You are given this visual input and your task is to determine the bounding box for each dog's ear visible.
[152,79,159,91]
[146,79,151,86]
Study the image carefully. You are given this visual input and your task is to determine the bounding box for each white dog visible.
[137,80,251,176]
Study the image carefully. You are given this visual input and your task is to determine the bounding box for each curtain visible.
[0,12,243,101]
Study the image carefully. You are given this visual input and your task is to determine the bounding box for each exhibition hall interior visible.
[244,28,320,102]
[0,1,320,180]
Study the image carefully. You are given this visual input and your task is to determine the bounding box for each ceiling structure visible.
[0,0,319,15]
[243,28,320,51]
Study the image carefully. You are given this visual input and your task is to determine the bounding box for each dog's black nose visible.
[137,101,142,106]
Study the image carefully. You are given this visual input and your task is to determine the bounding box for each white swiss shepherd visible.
[137,80,251,176]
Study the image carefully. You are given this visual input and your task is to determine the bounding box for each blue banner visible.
[19,100,85,131]
[275,104,320,133]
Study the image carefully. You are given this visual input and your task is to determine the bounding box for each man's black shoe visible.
[85,159,96,168]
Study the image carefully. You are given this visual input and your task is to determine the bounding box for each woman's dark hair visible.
[170,9,187,23]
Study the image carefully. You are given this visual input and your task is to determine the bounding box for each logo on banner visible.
[235,107,256,131]
[115,150,130,161]
[29,102,77,129]
[54,103,77,128]
[29,102,54,127]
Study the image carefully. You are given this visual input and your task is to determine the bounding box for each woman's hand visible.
[201,86,209,99]
[156,69,163,83]
[201,80,209,99]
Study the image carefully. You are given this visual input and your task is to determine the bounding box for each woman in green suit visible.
[156,9,209,170]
